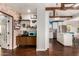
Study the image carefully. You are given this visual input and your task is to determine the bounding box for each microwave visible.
[28,32,36,36]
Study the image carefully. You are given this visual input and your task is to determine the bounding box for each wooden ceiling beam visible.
[46,7,60,10]
[49,16,72,18]
[61,3,64,9]
[63,3,75,4]
[53,9,55,16]
[46,3,77,10]
[46,7,79,10]
[69,3,76,7]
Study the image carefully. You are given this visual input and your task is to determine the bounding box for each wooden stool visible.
[73,35,79,48]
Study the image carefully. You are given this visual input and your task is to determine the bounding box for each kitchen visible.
[57,17,79,47]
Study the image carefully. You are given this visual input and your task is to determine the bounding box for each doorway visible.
[0,11,13,50]
[52,22,58,39]
[52,21,63,39]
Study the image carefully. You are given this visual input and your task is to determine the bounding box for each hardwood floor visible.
[0,46,48,56]
[0,39,79,56]
[49,39,79,56]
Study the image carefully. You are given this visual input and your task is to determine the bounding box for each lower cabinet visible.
[16,36,36,46]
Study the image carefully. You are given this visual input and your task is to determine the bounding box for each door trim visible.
[0,11,14,49]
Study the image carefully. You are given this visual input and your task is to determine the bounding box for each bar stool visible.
[73,34,79,48]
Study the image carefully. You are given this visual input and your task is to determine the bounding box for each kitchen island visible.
[57,32,74,46]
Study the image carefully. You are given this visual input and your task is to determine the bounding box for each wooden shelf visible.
[49,16,72,18]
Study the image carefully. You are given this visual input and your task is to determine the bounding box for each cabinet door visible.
[25,37,36,45]
[25,37,31,45]
[20,37,26,45]
[28,37,36,45]
[16,36,20,45]
[16,36,36,45]
[32,37,36,45]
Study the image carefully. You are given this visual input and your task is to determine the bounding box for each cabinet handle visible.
[8,32,10,34]
[8,20,10,22]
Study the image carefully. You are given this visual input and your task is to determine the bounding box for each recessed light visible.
[0,12,3,15]
[55,18,60,20]
[27,9,31,13]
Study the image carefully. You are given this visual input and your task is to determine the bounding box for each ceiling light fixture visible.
[27,9,31,13]
[0,12,3,15]
[55,18,60,20]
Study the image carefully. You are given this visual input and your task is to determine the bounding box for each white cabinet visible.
[64,33,73,46]
[57,33,73,46]
[57,33,64,45]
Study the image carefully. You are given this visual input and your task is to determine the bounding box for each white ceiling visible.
[56,9,79,16]
[50,18,70,21]
[3,3,61,15]
[4,3,38,14]
[1,3,79,21]
[4,3,79,15]
[65,4,75,7]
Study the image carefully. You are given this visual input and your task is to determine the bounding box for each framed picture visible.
[31,15,37,19]
[14,20,20,30]
[67,24,71,32]
[32,20,37,23]
[22,24,25,28]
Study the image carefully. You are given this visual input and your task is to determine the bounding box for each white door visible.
[0,15,12,49]
[0,16,8,49]
[7,16,12,49]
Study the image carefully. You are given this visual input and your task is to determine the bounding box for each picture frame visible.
[14,20,20,30]
[31,15,37,19]
[32,20,37,23]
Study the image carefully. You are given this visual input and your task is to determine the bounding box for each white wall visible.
[37,5,49,51]
[0,21,1,46]
[21,14,37,28]
[0,4,19,20]
[22,14,37,20]
[63,20,79,34]
[20,20,36,34]
[13,30,20,49]
[22,14,31,20]
[45,11,49,49]
[49,24,53,39]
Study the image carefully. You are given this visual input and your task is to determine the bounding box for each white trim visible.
[0,47,1,55]
[36,48,48,51]
[13,45,17,49]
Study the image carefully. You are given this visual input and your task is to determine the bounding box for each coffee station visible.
[16,14,37,46]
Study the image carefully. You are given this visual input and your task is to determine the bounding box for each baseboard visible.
[57,40,73,47]
[13,45,17,49]
[49,38,53,40]
[36,48,48,51]
[56,41,64,46]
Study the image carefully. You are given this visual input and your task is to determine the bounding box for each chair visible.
[73,34,79,48]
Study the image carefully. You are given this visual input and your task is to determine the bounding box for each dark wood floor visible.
[49,39,79,56]
[0,39,79,56]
